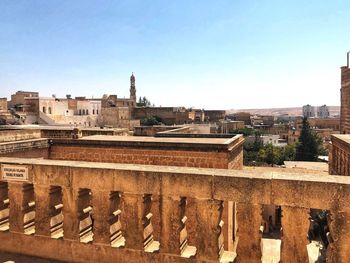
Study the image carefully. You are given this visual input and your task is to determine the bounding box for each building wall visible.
[0,129,41,143]
[50,115,99,127]
[308,117,340,131]
[341,66,350,134]
[49,145,242,169]
[329,135,350,176]
[0,98,7,111]
[231,112,251,126]
[133,107,189,125]
[10,91,39,109]
[204,110,225,122]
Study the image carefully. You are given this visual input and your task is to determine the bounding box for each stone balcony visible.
[0,157,349,262]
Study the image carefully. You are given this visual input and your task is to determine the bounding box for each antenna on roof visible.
[347,51,350,68]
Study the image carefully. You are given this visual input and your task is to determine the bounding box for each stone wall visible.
[341,66,350,134]
[40,128,128,139]
[0,157,349,262]
[0,129,41,143]
[49,145,241,169]
[330,134,350,176]
[133,107,190,125]
[0,139,49,158]
[0,98,7,111]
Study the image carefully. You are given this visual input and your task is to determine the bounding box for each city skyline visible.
[1,0,349,109]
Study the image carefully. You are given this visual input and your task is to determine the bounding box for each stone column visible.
[281,206,309,262]
[92,190,110,245]
[8,182,24,233]
[222,200,234,250]
[236,202,262,263]
[327,211,350,262]
[62,187,79,241]
[122,193,144,250]
[195,199,221,261]
[34,185,51,237]
[160,196,182,254]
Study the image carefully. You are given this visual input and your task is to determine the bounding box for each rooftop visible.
[332,134,350,144]
[52,134,244,152]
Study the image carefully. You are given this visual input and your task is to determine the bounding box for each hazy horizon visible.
[1,0,349,109]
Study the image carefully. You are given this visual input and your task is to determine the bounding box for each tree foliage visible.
[258,143,295,165]
[137,96,152,107]
[295,117,320,161]
[140,116,162,126]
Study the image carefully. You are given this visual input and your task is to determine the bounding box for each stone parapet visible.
[0,158,349,262]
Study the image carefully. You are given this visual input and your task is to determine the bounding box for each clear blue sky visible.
[0,0,349,109]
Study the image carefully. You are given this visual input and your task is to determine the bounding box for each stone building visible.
[317,105,330,118]
[230,112,251,126]
[340,57,350,134]
[0,98,7,111]
[9,91,39,111]
[329,134,350,175]
[99,73,140,129]
[7,74,139,129]
[133,106,190,125]
[302,104,315,118]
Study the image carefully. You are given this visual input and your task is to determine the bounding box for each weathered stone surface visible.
[236,203,262,263]
[327,211,350,262]
[280,206,309,263]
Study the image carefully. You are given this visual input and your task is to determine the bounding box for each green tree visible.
[140,116,163,126]
[136,96,152,107]
[295,117,319,161]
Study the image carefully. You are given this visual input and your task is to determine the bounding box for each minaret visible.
[130,72,136,105]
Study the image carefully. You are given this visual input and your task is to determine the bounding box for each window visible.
[86,109,89,115]
[48,107,52,114]
[96,109,99,114]
[43,107,46,113]
[93,109,95,115]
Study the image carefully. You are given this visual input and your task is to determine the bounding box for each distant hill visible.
[227,106,340,117]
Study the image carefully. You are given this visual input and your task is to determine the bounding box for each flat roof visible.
[284,161,328,172]
[52,134,244,151]
[332,134,350,144]
[0,125,124,132]
[79,135,235,145]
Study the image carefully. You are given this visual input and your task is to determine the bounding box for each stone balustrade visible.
[0,157,349,262]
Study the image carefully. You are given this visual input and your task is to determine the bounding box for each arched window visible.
[48,107,52,114]
[43,107,46,113]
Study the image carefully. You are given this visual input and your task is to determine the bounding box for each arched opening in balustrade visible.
[142,194,160,253]
[78,188,93,243]
[261,205,282,262]
[0,182,9,232]
[23,183,35,235]
[109,191,125,248]
[179,197,196,258]
[49,186,63,239]
[218,200,237,262]
[307,208,330,262]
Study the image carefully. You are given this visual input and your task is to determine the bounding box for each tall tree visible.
[295,117,319,161]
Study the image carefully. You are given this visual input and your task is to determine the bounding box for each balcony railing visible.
[0,157,349,262]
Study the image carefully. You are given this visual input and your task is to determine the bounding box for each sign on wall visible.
[1,165,28,181]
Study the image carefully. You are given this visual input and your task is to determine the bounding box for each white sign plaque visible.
[1,165,28,181]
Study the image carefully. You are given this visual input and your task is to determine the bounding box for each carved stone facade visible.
[340,65,350,134]
[330,134,350,176]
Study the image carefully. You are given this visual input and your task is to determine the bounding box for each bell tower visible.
[130,72,136,104]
